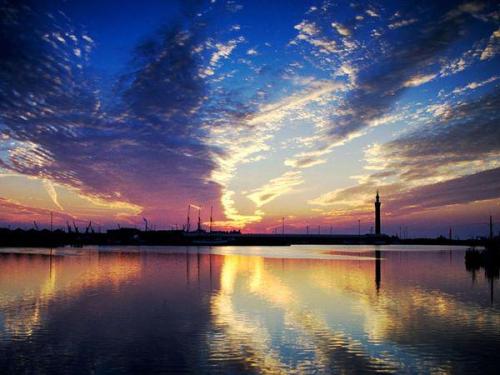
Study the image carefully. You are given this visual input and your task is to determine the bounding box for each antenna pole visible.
[210,206,213,233]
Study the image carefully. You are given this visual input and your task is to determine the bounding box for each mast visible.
[210,206,213,233]
[197,207,201,232]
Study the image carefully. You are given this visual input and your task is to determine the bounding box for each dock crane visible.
[66,221,72,233]
[186,204,202,232]
[72,220,79,234]
[143,217,149,232]
[33,221,39,231]
[85,221,94,234]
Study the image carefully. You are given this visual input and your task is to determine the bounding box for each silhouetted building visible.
[375,191,381,235]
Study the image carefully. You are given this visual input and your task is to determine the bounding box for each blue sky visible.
[0,0,499,236]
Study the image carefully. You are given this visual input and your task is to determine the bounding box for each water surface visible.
[0,245,498,373]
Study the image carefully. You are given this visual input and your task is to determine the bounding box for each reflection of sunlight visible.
[211,255,288,373]
[308,262,390,341]
[248,259,399,372]
[210,255,400,373]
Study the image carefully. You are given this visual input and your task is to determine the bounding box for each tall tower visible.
[375,191,381,235]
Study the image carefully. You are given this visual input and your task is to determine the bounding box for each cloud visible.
[43,179,63,211]
[0,1,222,224]
[385,167,500,213]
[324,2,487,146]
[285,155,326,169]
[292,20,337,54]
[366,9,379,18]
[0,196,75,227]
[208,80,344,225]
[388,18,418,30]
[247,171,303,208]
[308,83,500,219]
[480,27,500,60]
[452,76,498,94]
[200,36,244,77]
[309,185,371,208]
[248,80,342,126]
[378,89,500,181]
[331,22,351,36]
[403,73,437,88]
[310,88,500,216]
[281,1,496,177]
[1,0,498,232]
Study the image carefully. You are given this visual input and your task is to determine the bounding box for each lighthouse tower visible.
[375,191,381,235]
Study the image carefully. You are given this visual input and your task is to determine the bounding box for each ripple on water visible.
[0,246,499,374]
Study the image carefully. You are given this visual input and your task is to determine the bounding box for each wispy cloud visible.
[452,76,498,94]
[246,171,303,208]
[480,27,500,60]
[42,179,63,211]
[310,89,500,216]
[385,168,500,214]
[388,18,418,30]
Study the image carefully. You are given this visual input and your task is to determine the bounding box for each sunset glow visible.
[0,0,499,237]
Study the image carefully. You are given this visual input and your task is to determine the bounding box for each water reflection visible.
[0,246,499,373]
[375,249,381,293]
[465,250,500,305]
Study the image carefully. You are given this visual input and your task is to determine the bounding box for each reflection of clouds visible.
[309,256,500,371]
[210,255,400,373]
[210,253,500,372]
[0,252,141,339]
[385,287,500,335]
[210,256,288,373]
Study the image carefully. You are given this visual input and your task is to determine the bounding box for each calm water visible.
[0,245,498,374]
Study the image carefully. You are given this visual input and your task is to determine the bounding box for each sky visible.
[0,0,499,237]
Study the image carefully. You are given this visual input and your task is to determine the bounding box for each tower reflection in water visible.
[0,246,499,374]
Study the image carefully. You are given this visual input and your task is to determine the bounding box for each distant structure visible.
[375,191,381,235]
[197,208,202,232]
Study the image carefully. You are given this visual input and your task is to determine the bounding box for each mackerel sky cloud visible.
[0,0,498,236]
